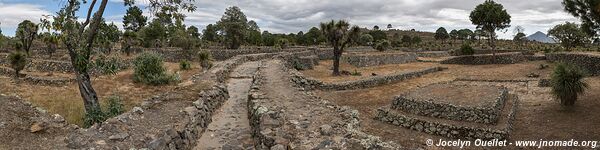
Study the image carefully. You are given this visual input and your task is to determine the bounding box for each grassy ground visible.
[0,62,202,126]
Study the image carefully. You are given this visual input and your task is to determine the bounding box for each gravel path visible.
[194,61,260,150]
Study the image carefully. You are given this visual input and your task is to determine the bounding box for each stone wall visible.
[22,76,75,86]
[26,60,74,73]
[391,85,508,124]
[290,66,447,91]
[546,52,600,75]
[417,51,450,57]
[441,53,537,65]
[375,94,519,140]
[343,52,418,67]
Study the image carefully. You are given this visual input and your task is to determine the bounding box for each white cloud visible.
[0,3,51,28]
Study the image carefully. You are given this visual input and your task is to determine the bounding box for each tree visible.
[123,6,147,32]
[50,0,195,126]
[8,51,27,78]
[246,20,262,46]
[548,22,590,51]
[373,25,380,30]
[551,62,588,106]
[187,26,200,39]
[470,0,511,55]
[320,20,360,76]
[435,27,449,41]
[387,24,393,30]
[217,6,248,49]
[562,0,600,36]
[202,24,220,43]
[16,20,38,55]
[457,29,473,40]
[305,27,325,45]
[96,21,121,54]
[121,30,138,56]
[140,19,168,47]
[359,34,374,46]
[41,33,59,58]
[449,29,459,41]
[513,32,527,49]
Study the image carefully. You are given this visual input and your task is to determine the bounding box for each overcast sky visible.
[0,0,578,39]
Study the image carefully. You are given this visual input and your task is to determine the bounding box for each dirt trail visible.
[194,61,260,150]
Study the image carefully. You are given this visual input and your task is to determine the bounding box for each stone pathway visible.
[194,61,260,150]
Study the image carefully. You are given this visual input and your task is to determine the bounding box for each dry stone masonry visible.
[342,52,418,67]
[547,52,600,75]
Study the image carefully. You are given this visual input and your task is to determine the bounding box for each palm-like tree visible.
[198,50,213,71]
[551,63,588,106]
[319,20,360,76]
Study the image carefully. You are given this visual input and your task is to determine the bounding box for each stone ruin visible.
[375,81,519,140]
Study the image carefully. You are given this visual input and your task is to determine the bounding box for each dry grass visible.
[0,62,204,126]
[300,60,440,83]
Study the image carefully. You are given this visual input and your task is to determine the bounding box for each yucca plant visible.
[8,51,28,78]
[551,62,588,106]
[197,50,213,71]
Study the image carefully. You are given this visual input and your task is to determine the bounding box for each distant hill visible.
[527,31,556,43]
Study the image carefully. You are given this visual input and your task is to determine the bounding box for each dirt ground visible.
[301,60,440,83]
[315,61,600,149]
[0,62,202,126]
[403,83,503,108]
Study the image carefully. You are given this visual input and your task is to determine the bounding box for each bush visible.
[83,107,105,128]
[8,51,28,78]
[275,38,289,49]
[374,40,391,51]
[551,63,588,106]
[93,54,127,75]
[350,70,362,76]
[459,43,475,55]
[133,52,178,85]
[105,95,125,118]
[197,50,213,70]
[179,60,192,70]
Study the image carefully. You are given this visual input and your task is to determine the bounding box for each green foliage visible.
[435,27,449,40]
[351,70,362,76]
[133,52,178,85]
[179,60,192,70]
[217,6,248,49]
[374,40,391,51]
[275,38,289,49]
[94,54,126,75]
[470,0,511,51]
[83,107,105,128]
[562,0,600,36]
[457,29,473,40]
[202,24,220,43]
[304,27,326,45]
[449,29,458,40]
[41,33,59,57]
[8,51,28,78]
[320,20,361,76]
[368,30,387,42]
[105,95,125,118]
[121,30,138,56]
[459,43,475,55]
[95,20,121,54]
[197,50,213,70]
[140,19,167,48]
[15,20,38,54]
[359,34,374,46]
[123,6,147,32]
[551,62,588,106]
[548,22,590,51]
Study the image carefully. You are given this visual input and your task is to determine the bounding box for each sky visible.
[0,0,579,39]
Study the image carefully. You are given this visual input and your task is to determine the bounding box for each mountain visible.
[526,31,556,43]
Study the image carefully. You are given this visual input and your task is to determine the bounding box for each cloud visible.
[181,0,578,39]
[0,3,51,29]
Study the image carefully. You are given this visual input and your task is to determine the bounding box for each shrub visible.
[350,70,362,76]
[179,60,192,70]
[275,38,289,49]
[197,50,213,71]
[94,54,127,75]
[459,43,475,55]
[133,52,178,85]
[105,95,125,118]
[374,40,391,51]
[551,63,588,106]
[8,51,28,78]
[83,107,105,128]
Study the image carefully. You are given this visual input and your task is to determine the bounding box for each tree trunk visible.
[332,46,341,76]
[76,72,102,113]
[489,32,495,56]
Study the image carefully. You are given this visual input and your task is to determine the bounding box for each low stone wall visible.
[291,66,447,91]
[26,60,74,73]
[441,53,531,65]
[23,76,75,86]
[343,52,418,67]
[375,94,519,140]
[391,85,508,124]
[417,51,450,57]
[546,52,600,75]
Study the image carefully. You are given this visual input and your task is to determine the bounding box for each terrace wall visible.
[441,53,544,65]
[546,52,600,75]
[342,52,418,67]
